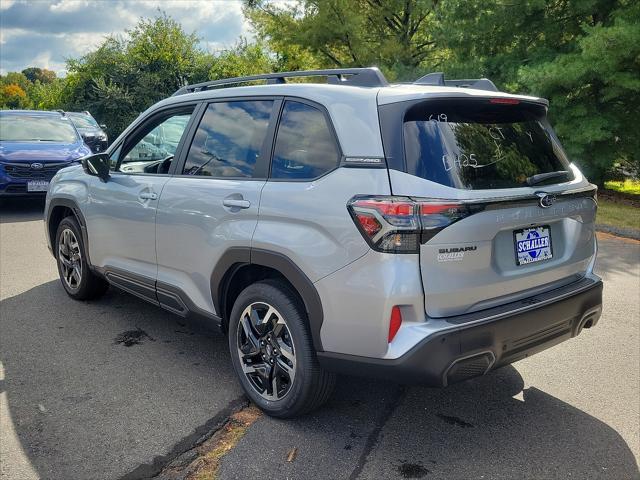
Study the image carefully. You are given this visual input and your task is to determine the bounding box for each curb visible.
[596,224,640,241]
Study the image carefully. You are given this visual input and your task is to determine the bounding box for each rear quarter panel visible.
[253,168,391,283]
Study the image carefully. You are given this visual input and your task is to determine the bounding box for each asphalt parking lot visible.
[1,198,639,480]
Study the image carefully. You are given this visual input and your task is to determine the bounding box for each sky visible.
[0,0,254,75]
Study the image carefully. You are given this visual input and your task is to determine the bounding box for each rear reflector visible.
[354,212,382,237]
[388,306,402,343]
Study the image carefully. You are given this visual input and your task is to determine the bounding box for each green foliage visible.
[247,0,638,184]
[597,199,640,230]
[62,13,213,136]
[604,180,640,196]
[245,0,441,79]
[2,3,635,183]
[21,67,56,84]
[1,72,31,91]
[518,1,640,185]
[27,79,65,110]
[209,40,276,80]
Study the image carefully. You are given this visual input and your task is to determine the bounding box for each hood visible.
[0,141,92,163]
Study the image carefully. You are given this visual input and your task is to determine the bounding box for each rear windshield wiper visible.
[526,170,570,186]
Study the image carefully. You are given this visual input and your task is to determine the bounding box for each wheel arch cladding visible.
[47,199,89,261]
[212,247,325,351]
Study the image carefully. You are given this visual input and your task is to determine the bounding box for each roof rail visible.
[173,67,389,96]
[414,72,498,92]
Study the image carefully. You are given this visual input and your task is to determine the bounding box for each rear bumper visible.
[318,276,603,386]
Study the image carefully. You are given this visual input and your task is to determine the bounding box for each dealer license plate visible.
[27,180,49,192]
[514,225,553,266]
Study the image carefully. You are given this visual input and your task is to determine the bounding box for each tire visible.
[55,216,109,300]
[228,279,336,418]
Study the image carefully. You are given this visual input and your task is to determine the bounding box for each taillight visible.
[348,196,475,253]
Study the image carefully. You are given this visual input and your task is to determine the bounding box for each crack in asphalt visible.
[348,385,406,480]
[118,395,248,480]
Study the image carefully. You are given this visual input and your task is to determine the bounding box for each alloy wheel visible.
[58,228,82,290]
[236,302,296,401]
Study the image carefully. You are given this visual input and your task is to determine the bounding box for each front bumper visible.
[1,164,69,196]
[318,276,603,386]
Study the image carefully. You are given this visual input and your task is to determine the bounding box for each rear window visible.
[403,99,573,189]
[271,101,340,180]
[68,114,99,129]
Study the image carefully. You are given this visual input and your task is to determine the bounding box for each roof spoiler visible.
[414,72,499,92]
[173,67,389,96]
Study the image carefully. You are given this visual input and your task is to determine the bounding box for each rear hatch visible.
[378,95,597,318]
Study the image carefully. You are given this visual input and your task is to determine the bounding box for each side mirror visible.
[99,124,107,130]
[82,153,110,182]
[81,132,97,143]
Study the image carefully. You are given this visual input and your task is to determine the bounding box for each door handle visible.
[223,198,251,209]
[139,191,158,200]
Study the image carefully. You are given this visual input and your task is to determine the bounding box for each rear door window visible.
[183,100,273,178]
[271,101,340,180]
[403,99,573,189]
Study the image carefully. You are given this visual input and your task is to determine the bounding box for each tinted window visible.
[183,101,273,177]
[118,113,192,174]
[403,99,573,190]
[68,113,99,129]
[0,114,78,143]
[271,101,340,180]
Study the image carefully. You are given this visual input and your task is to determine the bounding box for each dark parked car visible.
[66,111,108,153]
[0,110,92,196]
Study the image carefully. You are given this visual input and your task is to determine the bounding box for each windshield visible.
[68,113,99,129]
[403,99,573,189]
[0,115,79,143]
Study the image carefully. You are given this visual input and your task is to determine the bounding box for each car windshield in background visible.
[0,115,79,143]
[403,99,574,190]
[68,114,99,129]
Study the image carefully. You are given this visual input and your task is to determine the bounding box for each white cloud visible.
[0,0,17,10]
[49,0,89,12]
[0,0,252,74]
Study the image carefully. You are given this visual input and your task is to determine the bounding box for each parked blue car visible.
[0,110,92,196]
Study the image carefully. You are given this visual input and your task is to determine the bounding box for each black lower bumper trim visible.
[318,277,603,386]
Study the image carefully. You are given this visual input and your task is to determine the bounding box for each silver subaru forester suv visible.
[45,68,603,417]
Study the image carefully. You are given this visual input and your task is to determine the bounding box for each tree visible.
[63,13,214,136]
[245,0,442,79]
[435,0,638,185]
[28,79,65,110]
[1,72,31,91]
[1,84,28,109]
[518,2,640,185]
[21,67,56,84]
[209,40,276,80]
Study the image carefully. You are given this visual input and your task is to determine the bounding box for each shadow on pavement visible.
[0,280,243,480]
[355,368,640,480]
[0,197,46,224]
[1,245,638,480]
[218,365,639,480]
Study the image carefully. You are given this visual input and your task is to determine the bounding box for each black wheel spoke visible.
[58,228,82,291]
[268,367,280,397]
[237,302,296,401]
[239,316,261,356]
